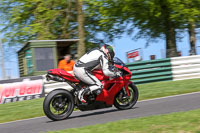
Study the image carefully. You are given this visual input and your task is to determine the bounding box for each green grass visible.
[46,109,200,133]
[0,98,44,123]
[138,78,200,100]
[0,78,200,123]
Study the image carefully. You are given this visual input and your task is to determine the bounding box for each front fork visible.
[120,87,129,101]
[117,76,131,100]
[122,81,132,98]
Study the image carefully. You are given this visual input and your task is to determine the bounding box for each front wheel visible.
[114,83,138,110]
[43,89,74,121]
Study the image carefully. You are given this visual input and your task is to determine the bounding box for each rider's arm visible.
[100,55,116,77]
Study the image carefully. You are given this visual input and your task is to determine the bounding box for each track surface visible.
[1,92,200,133]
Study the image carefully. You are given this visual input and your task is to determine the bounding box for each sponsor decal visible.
[127,51,139,58]
[0,77,44,104]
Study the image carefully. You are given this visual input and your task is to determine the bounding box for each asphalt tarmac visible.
[0,92,200,133]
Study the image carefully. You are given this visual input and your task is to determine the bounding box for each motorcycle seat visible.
[48,69,80,83]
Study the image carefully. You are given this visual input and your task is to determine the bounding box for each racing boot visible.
[78,87,91,103]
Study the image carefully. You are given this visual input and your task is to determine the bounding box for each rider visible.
[73,44,120,103]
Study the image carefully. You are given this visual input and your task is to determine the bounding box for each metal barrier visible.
[171,55,200,81]
[126,58,173,84]
[127,55,200,84]
[1,55,200,104]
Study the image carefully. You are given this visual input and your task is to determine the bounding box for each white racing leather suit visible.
[73,48,117,95]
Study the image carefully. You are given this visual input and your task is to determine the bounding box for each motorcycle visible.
[43,57,138,121]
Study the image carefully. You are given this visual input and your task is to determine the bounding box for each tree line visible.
[1,0,200,58]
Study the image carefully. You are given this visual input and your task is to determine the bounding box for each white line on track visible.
[0,91,200,125]
[0,116,46,125]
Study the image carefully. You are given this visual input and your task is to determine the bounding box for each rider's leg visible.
[77,87,91,103]
[74,66,103,103]
[78,84,103,103]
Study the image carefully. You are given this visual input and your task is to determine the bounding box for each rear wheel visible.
[43,89,74,121]
[114,83,138,110]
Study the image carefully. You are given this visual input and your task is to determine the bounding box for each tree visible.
[159,0,178,57]
[85,0,200,57]
[84,0,127,42]
[0,0,77,44]
[0,0,88,58]
[2,0,200,59]
[76,0,86,58]
[170,0,200,55]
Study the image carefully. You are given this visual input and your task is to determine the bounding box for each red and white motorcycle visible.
[43,57,138,121]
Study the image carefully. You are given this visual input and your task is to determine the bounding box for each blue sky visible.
[0,30,200,79]
[0,34,19,79]
[113,32,200,62]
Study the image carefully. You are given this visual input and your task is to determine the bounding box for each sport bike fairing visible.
[47,60,132,105]
[94,65,132,105]
[47,69,79,83]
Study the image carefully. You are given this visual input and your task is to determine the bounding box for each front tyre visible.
[43,89,74,121]
[114,83,138,110]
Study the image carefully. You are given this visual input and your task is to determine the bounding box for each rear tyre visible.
[43,89,74,121]
[114,83,138,110]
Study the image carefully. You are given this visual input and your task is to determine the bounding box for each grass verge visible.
[46,109,200,133]
[138,78,200,100]
[0,78,200,123]
[0,98,44,123]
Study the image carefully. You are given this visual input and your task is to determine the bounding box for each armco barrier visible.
[171,55,200,81]
[126,55,200,84]
[126,58,173,84]
[1,55,200,104]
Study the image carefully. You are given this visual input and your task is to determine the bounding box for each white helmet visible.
[100,44,115,61]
